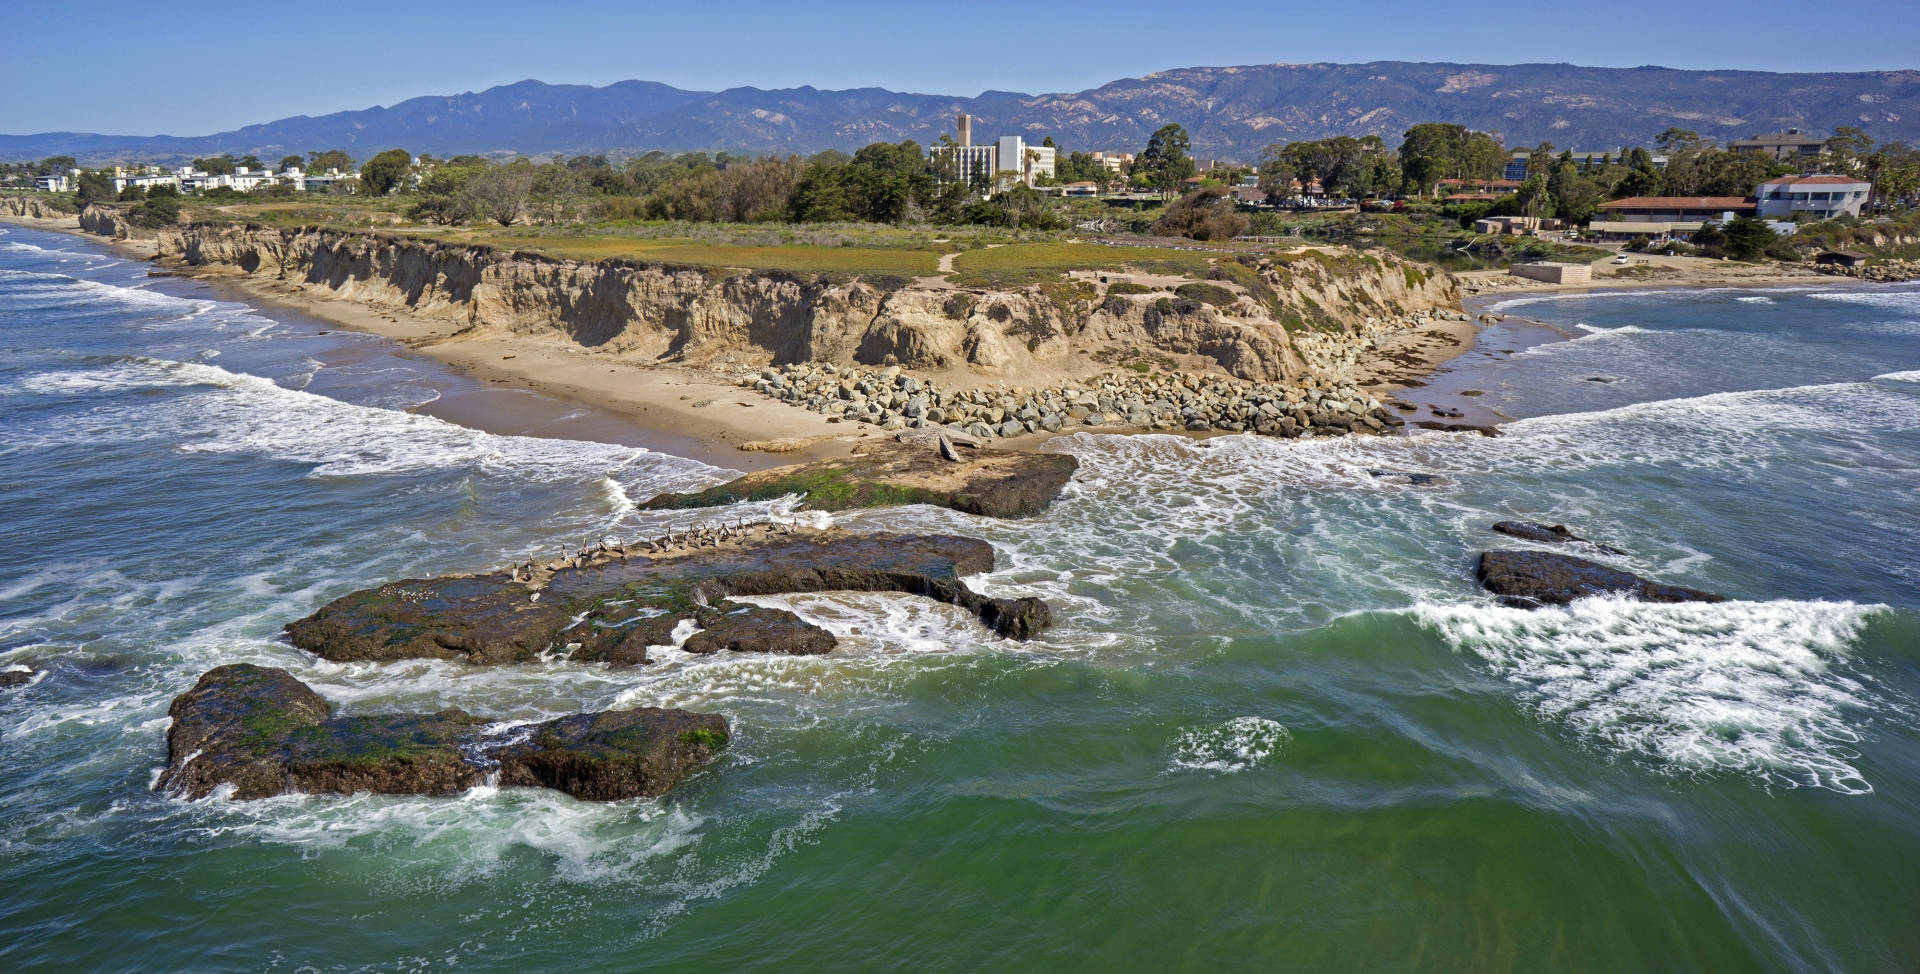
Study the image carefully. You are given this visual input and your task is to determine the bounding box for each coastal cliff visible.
[0,196,81,226]
[138,219,1456,384]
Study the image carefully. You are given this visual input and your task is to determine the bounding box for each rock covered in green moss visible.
[641,440,1077,519]
[156,664,728,801]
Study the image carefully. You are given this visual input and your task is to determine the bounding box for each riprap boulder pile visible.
[735,363,1400,440]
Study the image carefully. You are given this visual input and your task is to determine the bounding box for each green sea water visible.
[2,225,1918,971]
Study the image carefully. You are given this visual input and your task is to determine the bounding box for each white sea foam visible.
[1168,716,1291,773]
[1808,289,1920,311]
[181,785,711,885]
[1735,295,1775,304]
[13,355,721,488]
[1417,596,1886,793]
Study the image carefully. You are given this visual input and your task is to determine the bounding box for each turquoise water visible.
[2,224,1918,971]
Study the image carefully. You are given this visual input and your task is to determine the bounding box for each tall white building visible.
[930,115,1056,189]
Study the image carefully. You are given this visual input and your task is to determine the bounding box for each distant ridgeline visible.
[3,63,1917,162]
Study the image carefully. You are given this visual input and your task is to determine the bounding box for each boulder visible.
[1491,521,1625,555]
[156,664,728,802]
[1476,550,1727,609]
[685,602,835,655]
[1,665,37,690]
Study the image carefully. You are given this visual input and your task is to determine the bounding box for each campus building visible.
[929,115,1056,189]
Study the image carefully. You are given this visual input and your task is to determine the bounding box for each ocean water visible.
[3,224,1918,972]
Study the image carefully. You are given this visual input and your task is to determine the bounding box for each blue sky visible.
[4,0,1915,135]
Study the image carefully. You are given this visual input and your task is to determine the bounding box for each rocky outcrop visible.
[0,196,80,225]
[1491,521,1625,554]
[1476,550,1727,608]
[156,664,728,801]
[139,221,1455,384]
[1817,257,1920,282]
[78,204,141,239]
[641,439,1078,517]
[284,529,1053,666]
[1,664,39,690]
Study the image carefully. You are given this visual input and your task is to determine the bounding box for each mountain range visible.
[6,61,1918,164]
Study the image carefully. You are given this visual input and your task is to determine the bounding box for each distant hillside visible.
[6,62,1918,163]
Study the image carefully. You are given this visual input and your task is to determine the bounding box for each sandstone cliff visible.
[0,196,81,225]
[88,211,1458,383]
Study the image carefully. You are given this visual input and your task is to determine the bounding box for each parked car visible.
[1612,254,1631,265]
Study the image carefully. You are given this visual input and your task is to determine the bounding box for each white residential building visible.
[34,174,71,192]
[1755,175,1872,220]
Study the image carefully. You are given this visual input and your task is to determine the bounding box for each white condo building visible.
[1755,175,1872,220]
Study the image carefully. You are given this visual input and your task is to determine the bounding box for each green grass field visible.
[949,242,1219,287]
[458,233,943,277]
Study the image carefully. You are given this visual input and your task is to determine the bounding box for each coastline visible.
[0,212,1639,456]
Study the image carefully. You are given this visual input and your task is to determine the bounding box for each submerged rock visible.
[285,529,1053,666]
[1476,550,1727,609]
[156,664,727,802]
[1491,521,1626,555]
[642,441,1077,519]
[1,665,37,690]
[1412,420,1501,437]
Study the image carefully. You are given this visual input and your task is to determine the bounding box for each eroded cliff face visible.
[143,219,1457,383]
[0,196,81,225]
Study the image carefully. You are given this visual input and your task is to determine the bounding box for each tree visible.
[714,155,800,222]
[1257,143,1299,202]
[131,185,180,228]
[789,151,856,222]
[1825,126,1873,172]
[193,155,237,176]
[1720,214,1776,261]
[410,164,483,224]
[277,155,305,173]
[464,165,533,227]
[529,162,590,223]
[1398,123,1505,197]
[74,169,114,207]
[1136,123,1195,198]
[358,149,413,196]
[239,154,262,171]
[307,149,353,174]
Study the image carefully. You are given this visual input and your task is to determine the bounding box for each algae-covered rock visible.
[285,529,1054,666]
[1476,550,1727,609]
[641,441,1077,519]
[156,664,728,802]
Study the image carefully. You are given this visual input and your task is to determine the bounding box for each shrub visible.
[1174,282,1237,306]
[1151,187,1249,241]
